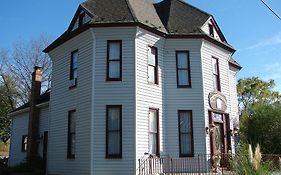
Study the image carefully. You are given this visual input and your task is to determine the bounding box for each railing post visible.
[197,155,201,175]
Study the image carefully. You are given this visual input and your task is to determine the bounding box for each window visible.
[21,135,28,152]
[148,46,158,84]
[78,12,85,27]
[176,51,191,87]
[148,108,159,156]
[212,57,221,91]
[107,41,122,81]
[67,110,76,159]
[69,50,78,88]
[106,105,122,158]
[178,110,194,157]
[209,24,214,37]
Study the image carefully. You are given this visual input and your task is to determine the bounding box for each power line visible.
[260,0,281,21]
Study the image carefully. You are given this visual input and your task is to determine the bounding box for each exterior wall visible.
[9,112,28,166]
[9,105,49,166]
[201,40,238,154]
[91,27,136,175]
[228,66,239,153]
[48,29,93,175]
[163,39,206,156]
[135,27,165,162]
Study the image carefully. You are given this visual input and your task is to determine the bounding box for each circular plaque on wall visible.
[209,91,227,112]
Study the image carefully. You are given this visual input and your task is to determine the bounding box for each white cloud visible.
[246,32,281,50]
[262,62,281,92]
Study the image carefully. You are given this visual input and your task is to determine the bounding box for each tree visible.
[0,34,51,143]
[240,102,281,154]
[0,74,17,143]
[238,77,281,154]
[237,77,281,111]
[1,34,52,105]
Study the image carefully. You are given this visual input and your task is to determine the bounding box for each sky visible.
[0,0,281,91]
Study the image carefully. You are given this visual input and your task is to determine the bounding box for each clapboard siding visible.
[9,105,49,166]
[92,27,136,175]
[9,113,28,166]
[164,39,206,156]
[229,67,239,153]
[201,40,238,154]
[48,29,93,175]
[135,27,165,165]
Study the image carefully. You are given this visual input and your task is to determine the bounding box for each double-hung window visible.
[106,105,122,158]
[176,51,191,87]
[67,110,76,159]
[148,46,158,84]
[178,110,194,157]
[70,50,78,88]
[148,108,159,156]
[107,41,122,81]
[212,57,221,91]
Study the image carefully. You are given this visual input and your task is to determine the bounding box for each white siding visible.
[201,40,237,154]
[91,27,136,175]
[48,29,93,175]
[9,105,49,166]
[163,39,206,156]
[135,27,165,162]
[229,66,239,153]
[38,106,49,157]
[9,113,28,166]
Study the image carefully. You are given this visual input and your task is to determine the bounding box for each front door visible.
[213,123,225,155]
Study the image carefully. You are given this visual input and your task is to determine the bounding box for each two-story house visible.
[9,0,241,174]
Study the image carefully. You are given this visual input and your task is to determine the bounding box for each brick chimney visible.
[27,66,42,162]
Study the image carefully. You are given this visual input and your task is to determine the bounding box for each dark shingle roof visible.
[11,92,50,113]
[44,0,235,53]
[81,0,135,23]
[154,0,210,34]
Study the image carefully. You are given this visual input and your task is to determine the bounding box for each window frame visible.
[78,12,85,27]
[178,110,194,157]
[106,105,122,159]
[176,51,192,88]
[106,40,122,81]
[147,46,158,85]
[67,110,76,159]
[209,23,214,37]
[69,50,78,88]
[212,57,221,91]
[148,108,160,156]
[21,135,28,152]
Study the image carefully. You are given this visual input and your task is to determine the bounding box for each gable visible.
[201,17,227,43]
[68,5,93,32]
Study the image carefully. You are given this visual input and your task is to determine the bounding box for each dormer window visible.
[78,12,85,27]
[209,24,214,37]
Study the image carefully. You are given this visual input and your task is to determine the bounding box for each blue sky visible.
[1,0,281,91]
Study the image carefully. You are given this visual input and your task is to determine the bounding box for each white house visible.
[9,0,241,174]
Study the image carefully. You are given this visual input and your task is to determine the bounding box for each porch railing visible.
[138,154,281,175]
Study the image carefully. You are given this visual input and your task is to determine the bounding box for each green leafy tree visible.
[0,74,17,143]
[238,77,281,154]
[240,102,281,154]
[237,77,281,111]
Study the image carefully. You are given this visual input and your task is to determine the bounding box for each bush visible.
[230,144,274,175]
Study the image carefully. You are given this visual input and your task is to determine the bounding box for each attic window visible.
[209,24,214,37]
[78,12,85,27]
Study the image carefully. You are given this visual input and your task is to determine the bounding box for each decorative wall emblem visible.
[209,91,227,112]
